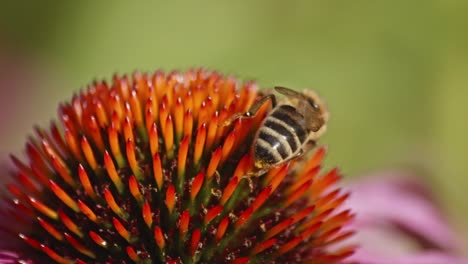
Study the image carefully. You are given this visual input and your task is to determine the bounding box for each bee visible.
[224,86,329,177]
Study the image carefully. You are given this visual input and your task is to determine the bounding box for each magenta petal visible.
[352,250,468,264]
[0,250,33,264]
[345,171,461,251]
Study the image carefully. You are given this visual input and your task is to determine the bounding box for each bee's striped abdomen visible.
[254,105,308,167]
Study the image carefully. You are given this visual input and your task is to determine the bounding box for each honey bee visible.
[224,86,329,177]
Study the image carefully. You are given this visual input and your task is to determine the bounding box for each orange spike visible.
[149,123,159,157]
[40,244,74,264]
[270,164,289,192]
[116,75,130,100]
[251,186,272,212]
[111,111,122,132]
[204,205,223,224]
[312,227,342,246]
[126,139,143,180]
[221,130,236,164]
[315,189,340,209]
[323,230,355,246]
[235,207,253,228]
[129,175,143,205]
[126,246,140,262]
[183,109,193,138]
[216,108,230,136]
[37,217,63,241]
[81,136,98,171]
[104,151,124,194]
[7,184,27,201]
[190,171,204,201]
[183,91,193,117]
[18,172,40,195]
[154,226,165,249]
[193,123,206,166]
[41,138,61,160]
[78,200,98,223]
[88,116,105,151]
[65,130,83,162]
[19,234,41,249]
[210,88,220,110]
[64,233,96,259]
[251,238,276,256]
[300,221,322,240]
[190,228,201,256]
[89,231,108,248]
[28,196,58,219]
[49,180,79,212]
[165,184,176,215]
[198,100,210,127]
[292,205,316,225]
[232,154,252,179]
[110,93,124,123]
[145,99,157,133]
[177,136,189,180]
[159,98,169,133]
[321,210,354,232]
[108,124,124,167]
[311,168,341,199]
[277,236,303,256]
[283,180,312,207]
[174,97,184,141]
[206,147,222,180]
[179,210,190,239]
[95,100,109,127]
[123,117,134,142]
[264,218,294,240]
[300,147,326,175]
[30,165,51,188]
[50,122,68,152]
[163,116,174,158]
[192,86,204,119]
[298,209,334,232]
[286,166,320,195]
[320,192,349,212]
[129,90,143,129]
[78,164,98,200]
[113,217,131,242]
[103,188,127,219]
[50,155,76,187]
[58,210,83,237]
[232,257,250,264]
[220,176,239,205]
[142,201,153,228]
[205,111,219,152]
[152,153,164,190]
[239,82,258,112]
[215,217,229,242]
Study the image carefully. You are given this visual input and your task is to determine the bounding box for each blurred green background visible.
[1,0,467,246]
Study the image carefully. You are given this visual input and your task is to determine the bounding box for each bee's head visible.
[302,89,329,138]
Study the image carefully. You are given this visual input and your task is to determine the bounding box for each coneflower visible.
[1,69,355,263]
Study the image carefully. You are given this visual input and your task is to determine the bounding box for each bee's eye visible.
[307,98,319,109]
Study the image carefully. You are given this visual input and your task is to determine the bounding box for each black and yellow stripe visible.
[254,105,308,166]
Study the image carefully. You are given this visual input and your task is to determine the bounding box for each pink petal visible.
[345,170,460,251]
[344,170,467,263]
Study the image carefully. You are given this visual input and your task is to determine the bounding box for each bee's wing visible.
[274,86,308,100]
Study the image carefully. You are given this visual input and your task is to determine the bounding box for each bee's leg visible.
[220,94,277,126]
[261,149,306,170]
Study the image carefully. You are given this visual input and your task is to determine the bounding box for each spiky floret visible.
[1,69,355,263]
